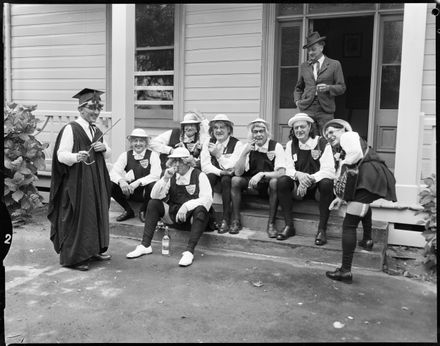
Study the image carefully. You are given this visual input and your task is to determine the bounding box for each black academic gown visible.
[48,121,111,266]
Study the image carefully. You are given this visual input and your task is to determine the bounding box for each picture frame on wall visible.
[343,33,362,57]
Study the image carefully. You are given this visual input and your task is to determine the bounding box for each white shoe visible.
[178,251,194,267]
[126,244,152,259]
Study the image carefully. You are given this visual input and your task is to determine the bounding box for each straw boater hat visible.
[180,112,201,125]
[127,128,150,140]
[168,147,191,159]
[209,114,234,127]
[303,31,326,49]
[321,119,353,137]
[287,113,314,128]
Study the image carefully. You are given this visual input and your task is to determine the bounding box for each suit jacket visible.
[294,56,346,114]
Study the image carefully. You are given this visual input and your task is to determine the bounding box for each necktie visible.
[89,124,96,139]
[313,61,319,80]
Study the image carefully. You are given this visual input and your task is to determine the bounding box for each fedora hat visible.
[127,128,150,140]
[180,112,201,125]
[168,147,191,159]
[209,113,234,127]
[303,31,326,49]
[321,119,353,137]
[288,113,314,128]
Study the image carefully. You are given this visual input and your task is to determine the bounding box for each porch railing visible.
[32,110,113,174]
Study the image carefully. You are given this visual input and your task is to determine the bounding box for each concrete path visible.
[3,213,437,343]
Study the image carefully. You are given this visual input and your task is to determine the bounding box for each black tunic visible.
[291,136,328,175]
[336,135,397,203]
[168,168,201,222]
[244,139,277,177]
[48,121,111,266]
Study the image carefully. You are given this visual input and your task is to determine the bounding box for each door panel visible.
[275,22,302,145]
[375,16,403,170]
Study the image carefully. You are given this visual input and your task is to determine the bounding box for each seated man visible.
[126,147,213,267]
[276,113,335,243]
[150,110,209,171]
[230,118,286,236]
[110,128,161,222]
[200,114,243,234]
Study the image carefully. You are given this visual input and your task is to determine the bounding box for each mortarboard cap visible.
[72,88,104,106]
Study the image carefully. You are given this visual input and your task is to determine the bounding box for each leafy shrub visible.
[416,174,437,271]
[4,103,49,224]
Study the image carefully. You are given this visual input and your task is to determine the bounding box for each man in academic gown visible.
[48,88,112,271]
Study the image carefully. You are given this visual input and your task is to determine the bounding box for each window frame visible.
[133,4,184,126]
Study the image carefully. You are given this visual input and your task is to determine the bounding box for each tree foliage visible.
[4,103,49,224]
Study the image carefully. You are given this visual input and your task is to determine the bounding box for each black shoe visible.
[139,211,146,223]
[116,210,135,222]
[276,225,295,240]
[325,268,353,284]
[358,239,374,251]
[207,220,219,232]
[69,261,89,271]
[218,219,229,234]
[314,229,327,246]
[266,222,278,238]
[91,253,112,261]
[229,220,242,234]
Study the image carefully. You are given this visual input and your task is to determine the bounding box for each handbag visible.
[334,147,369,201]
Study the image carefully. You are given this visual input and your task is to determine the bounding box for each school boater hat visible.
[209,114,234,127]
[168,147,191,159]
[248,118,270,132]
[72,88,104,107]
[321,119,353,137]
[180,112,202,125]
[127,128,150,140]
[288,113,314,127]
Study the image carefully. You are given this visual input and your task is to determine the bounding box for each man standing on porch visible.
[294,31,346,134]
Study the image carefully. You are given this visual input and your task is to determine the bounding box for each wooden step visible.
[109,199,387,271]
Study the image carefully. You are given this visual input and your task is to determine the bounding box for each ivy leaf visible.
[4,178,17,191]
[19,166,32,175]
[13,171,25,184]
[19,133,30,142]
[12,190,25,202]
[4,157,13,170]
[33,157,46,171]
[21,196,31,210]
[423,176,434,187]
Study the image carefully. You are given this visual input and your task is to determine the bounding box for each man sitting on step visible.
[276,113,335,243]
[230,118,286,236]
[126,147,213,267]
[110,128,161,222]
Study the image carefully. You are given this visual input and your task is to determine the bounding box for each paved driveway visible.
[3,215,437,343]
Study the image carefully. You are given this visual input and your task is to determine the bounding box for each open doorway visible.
[313,16,374,140]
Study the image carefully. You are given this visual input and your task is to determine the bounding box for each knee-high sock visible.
[139,181,155,213]
[141,199,165,247]
[220,175,232,221]
[341,213,362,271]
[317,178,333,231]
[187,206,209,253]
[277,176,295,226]
[268,186,279,224]
[111,182,133,212]
[361,207,372,241]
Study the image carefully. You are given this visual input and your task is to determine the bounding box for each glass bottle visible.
[162,226,170,256]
